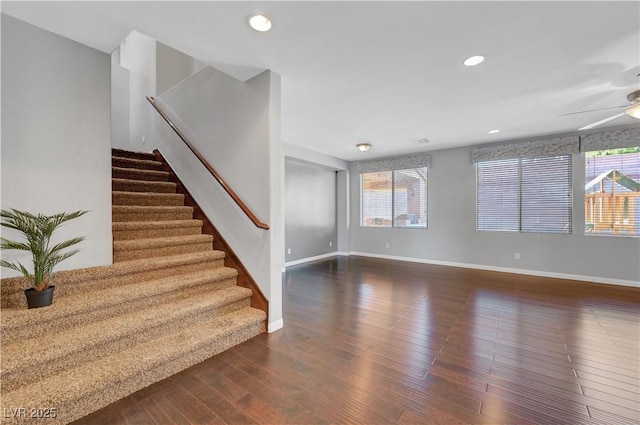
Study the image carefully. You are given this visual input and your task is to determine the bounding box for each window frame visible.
[360,167,428,229]
[584,148,640,238]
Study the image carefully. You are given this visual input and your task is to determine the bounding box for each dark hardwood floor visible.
[74,256,640,425]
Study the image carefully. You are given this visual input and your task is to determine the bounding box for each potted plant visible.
[1,208,88,308]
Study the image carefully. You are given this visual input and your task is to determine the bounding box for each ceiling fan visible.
[561,89,640,130]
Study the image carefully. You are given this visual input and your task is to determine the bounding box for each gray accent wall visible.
[349,144,640,285]
[1,14,113,274]
[285,159,338,262]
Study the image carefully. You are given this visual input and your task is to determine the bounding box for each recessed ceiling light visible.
[464,55,485,66]
[249,14,272,32]
[488,129,500,134]
[356,143,371,152]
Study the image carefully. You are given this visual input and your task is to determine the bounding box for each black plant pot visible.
[24,286,55,309]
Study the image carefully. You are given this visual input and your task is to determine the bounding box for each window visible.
[361,167,428,228]
[477,155,572,233]
[585,147,640,237]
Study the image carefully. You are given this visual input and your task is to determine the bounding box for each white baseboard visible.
[348,251,640,288]
[268,318,284,333]
[284,252,343,268]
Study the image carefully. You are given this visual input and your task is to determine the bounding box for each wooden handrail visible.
[147,96,269,230]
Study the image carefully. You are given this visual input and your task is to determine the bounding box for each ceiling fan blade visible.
[560,105,627,116]
[579,112,627,131]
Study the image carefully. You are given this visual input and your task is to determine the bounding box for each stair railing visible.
[147,96,269,230]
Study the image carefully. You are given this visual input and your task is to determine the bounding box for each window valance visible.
[471,136,579,163]
[579,127,640,152]
[354,154,431,173]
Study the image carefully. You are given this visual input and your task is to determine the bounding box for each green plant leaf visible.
[1,209,88,288]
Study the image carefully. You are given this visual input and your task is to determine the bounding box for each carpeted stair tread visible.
[0,267,239,343]
[113,234,213,261]
[112,191,185,206]
[111,156,163,171]
[112,205,193,222]
[111,148,156,161]
[112,178,177,193]
[1,251,226,308]
[1,307,266,425]
[112,166,169,182]
[113,219,203,240]
[1,286,252,391]
[114,234,213,252]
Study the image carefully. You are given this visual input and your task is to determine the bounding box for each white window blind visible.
[477,159,519,231]
[477,155,572,234]
[361,167,428,228]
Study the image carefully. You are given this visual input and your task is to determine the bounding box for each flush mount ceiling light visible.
[357,143,371,152]
[488,129,500,134]
[463,55,485,66]
[249,14,272,32]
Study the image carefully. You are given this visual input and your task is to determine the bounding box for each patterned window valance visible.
[471,136,579,163]
[579,127,640,152]
[354,154,431,173]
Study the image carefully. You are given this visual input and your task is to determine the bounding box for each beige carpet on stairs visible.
[0,148,267,425]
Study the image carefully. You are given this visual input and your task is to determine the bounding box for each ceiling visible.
[2,1,639,161]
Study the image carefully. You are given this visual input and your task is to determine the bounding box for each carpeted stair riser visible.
[1,269,239,345]
[113,220,203,240]
[113,234,213,262]
[0,251,226,308]
[112,166,169,182]
[2,287,252,391]
[111,156,164,171]
[112,178,177,193]
[112,191,185,206]
[112,205,194,222]
[1,309,266,425]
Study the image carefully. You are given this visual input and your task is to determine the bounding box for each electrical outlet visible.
[287,248,291,255]
[329,242,332,247]
[514,252,520,260]
[385,243,390,249]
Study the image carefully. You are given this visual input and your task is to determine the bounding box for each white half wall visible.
[151,66,284,329]
[1,14,112,275]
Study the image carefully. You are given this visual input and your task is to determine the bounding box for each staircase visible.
[0,149,266,424]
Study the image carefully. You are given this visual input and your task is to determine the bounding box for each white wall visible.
[151,66,284,331]
[118,31,156,152]
[1,14,112,275]
[348,144,640,286]
[156,42,205,95]
[111,64,130,149]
